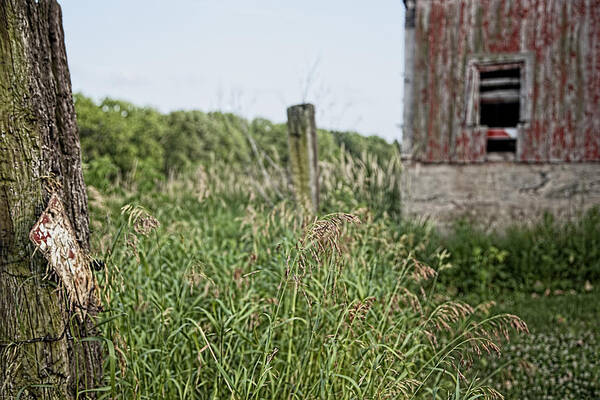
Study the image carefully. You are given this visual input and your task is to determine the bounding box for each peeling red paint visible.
[406,0,600,163]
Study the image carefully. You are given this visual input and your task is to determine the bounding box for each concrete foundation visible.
[401,162,600,229]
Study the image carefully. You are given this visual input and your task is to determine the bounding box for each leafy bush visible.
[75,94,165,188]
[83,155,120,191]
[424,209,600,298]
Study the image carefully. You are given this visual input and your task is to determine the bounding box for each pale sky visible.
[60,1,406,142]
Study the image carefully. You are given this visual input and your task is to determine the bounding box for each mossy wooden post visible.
[0,0,102,398]
[287,103,319,213]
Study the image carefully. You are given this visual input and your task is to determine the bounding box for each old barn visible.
[401,0,600,225]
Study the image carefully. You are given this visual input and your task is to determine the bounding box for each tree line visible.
[74,93,400,189]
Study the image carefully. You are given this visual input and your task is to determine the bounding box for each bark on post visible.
[0,0,102,398]
[287,103,319,213]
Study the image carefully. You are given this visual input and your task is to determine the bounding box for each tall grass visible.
[320,149,403,220]
[87,153,526,399]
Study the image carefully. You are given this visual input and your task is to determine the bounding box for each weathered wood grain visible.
[0,0,102,398]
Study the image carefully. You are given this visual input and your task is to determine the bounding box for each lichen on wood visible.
[287,103,319,213]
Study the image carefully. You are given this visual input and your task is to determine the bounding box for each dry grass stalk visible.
[428,301,474,332]
[346,297,375,326]
[381,378,421,399]
[302,213,361,257]
[410,258,437,282]
[121,204,160,236]
[397,287,423,315]
[473,386,505,400]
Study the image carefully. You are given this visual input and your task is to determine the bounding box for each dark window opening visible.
[480,102,520,127]
[479,67,520,127]
[479,65,521,153]
[480,67,520,80]
[486,138,516,153]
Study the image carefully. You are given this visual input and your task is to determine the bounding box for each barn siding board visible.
[406,0,600,163]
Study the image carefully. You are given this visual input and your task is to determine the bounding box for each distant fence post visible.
[287,103,319,213]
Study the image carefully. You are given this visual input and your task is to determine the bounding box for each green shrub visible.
[83,155,120,191]
[423,209,600,298]
[75,93,165,187]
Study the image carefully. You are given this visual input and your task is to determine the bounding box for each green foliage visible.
[163,110,251,173]
[419,209,600,298]
[75,94,166,188]
[83,155,119,192]
[329,130,399,162]
[249,118,289,164]
[75,93,398,190]
[400,211,600,399]
[481,291,600,399]
[75,91,599,398]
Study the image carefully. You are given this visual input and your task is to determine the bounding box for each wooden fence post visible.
[287,103,319,213]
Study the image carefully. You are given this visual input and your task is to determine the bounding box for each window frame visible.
[465,53,533,129]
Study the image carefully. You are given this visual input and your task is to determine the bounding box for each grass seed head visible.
[121,204,160,236]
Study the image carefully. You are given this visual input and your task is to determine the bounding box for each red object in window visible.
[487,128,516,139]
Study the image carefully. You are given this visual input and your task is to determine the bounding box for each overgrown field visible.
[88,160,528,399]
[86,160,598,399]
[77,95,599,399]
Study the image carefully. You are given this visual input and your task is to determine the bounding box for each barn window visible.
[466,55,531,159]
[478,64,522,153]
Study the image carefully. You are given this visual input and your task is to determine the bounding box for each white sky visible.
[61,1,406,142]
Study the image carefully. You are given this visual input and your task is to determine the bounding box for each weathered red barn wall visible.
[407,0,600,162]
